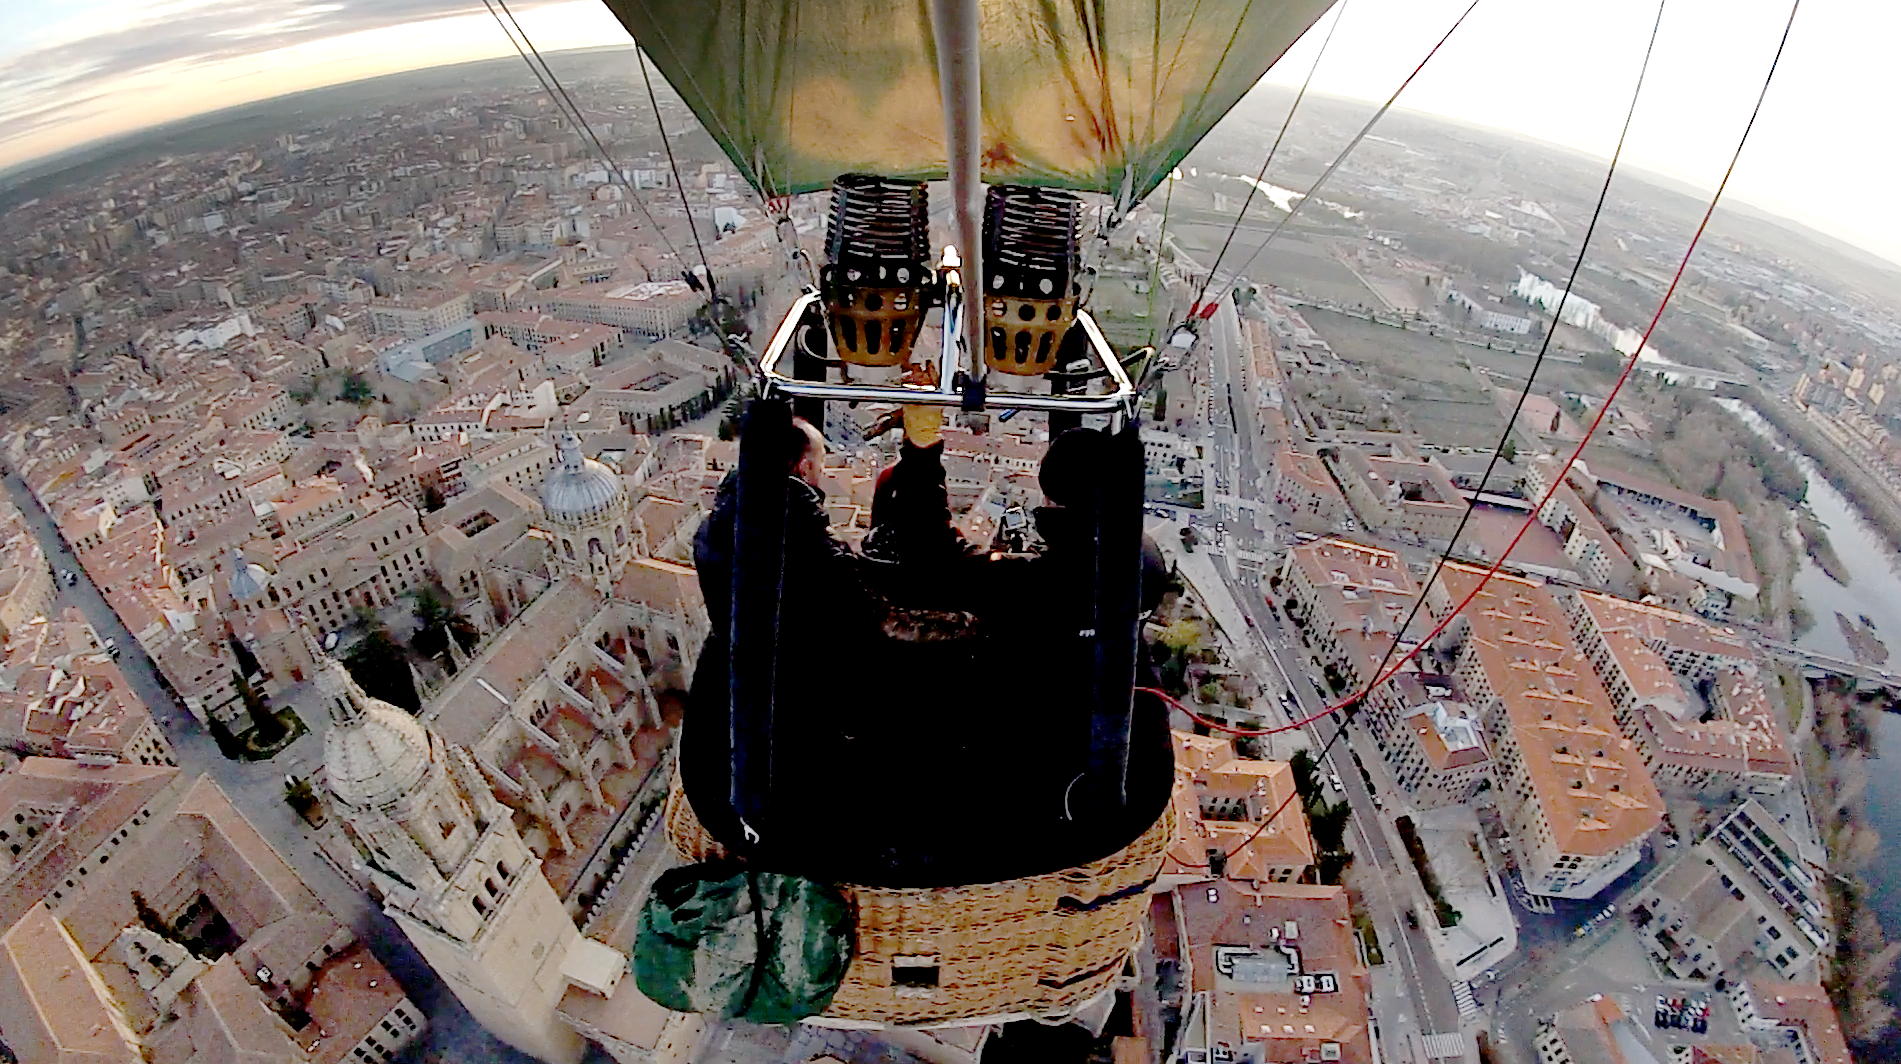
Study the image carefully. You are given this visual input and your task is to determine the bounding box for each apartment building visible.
[1161,732,1315,888]
[1270,449,1348,536]
[1633,802,1829,980]
[1277,538,1418,690]
[1429,564,1662,899]
[1172,882,1374,1064]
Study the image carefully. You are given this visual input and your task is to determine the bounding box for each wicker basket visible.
[663,775,1172,1026]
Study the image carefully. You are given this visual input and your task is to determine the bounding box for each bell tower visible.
[318,643,593,1064]
[539,432,633,594]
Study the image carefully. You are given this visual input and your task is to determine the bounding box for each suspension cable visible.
[638,45,720,305]
[480,0,687,265]
[1158,0,1802,743]
[1189,0,1350,316]
[1147,170,1177,347]
[1216,0,1483,293]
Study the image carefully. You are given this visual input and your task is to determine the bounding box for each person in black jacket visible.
[684,401,884,868]
[977,426,1174,870]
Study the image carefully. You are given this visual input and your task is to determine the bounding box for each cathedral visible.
[317,430,712,1064]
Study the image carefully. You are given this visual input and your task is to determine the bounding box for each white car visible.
[1328,773,1344,794]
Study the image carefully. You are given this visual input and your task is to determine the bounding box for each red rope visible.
[1142,0,1801,745]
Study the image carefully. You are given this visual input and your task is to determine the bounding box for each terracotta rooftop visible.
[1275,449,1341,497]
[1437,566,1663,857]
[1573,591,1751,667]
[1175,883,1372,1064]
[613,557,703,618]
[0,760,183,932]
[1404,700,1489,771]
[1287,538,1419,655]
[302,942,410,1064]
[0,902,142,1064]
[1163,733,1314,882]
[437,578,606,743]
[1747,981,1851,1064]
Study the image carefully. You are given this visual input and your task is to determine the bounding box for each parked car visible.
[1327,773,1344,794]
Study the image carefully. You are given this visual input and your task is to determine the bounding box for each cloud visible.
[0,0,565,155]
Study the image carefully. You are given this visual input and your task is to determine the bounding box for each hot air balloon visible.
[607,0,1341,1030]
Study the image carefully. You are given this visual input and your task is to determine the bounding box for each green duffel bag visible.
[633,861,854,1025]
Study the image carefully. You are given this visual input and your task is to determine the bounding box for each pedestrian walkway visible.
[1422,1030,1470,1059]
[1451,981,1478,1021]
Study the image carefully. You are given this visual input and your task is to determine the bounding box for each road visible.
[3,473,536,1064]
[1192,298,1466,1062]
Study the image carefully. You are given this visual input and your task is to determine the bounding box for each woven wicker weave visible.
[663,773,1172,1026]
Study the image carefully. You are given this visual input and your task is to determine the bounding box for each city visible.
[0,12,1897,1064]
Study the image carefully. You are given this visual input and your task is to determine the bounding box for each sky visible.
[2,0,1896,265]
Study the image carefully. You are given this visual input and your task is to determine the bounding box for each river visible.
[1725,400,1901,1048]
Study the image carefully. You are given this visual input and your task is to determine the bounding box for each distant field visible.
[1305,309,1478,387]
[1406,399,1512,449]
[1301,308,1525,447]
[1173,226,1376,307]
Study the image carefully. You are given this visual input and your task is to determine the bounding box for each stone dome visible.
[227,552,272,602]
[318,657,432,811]
[541,432,624,526]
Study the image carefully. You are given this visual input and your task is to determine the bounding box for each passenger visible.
[863,391,987,614]
[684,399,882,863]
[979,427,1172,860]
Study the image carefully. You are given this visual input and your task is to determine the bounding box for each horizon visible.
[4,0,1899,269]
[9,48,1885,288]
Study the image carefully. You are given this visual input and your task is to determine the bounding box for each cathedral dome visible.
[318,657,433,811]
[541,432,624,526]
[228,552,272,603]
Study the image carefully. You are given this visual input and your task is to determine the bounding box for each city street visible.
[2,473,535,1064]
[1184,296,1467,1062]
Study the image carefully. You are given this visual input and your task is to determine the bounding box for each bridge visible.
[1753,636,1897,689]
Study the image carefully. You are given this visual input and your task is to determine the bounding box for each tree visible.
[344,621,420,711]
[1318,850,1354,885]
[1580,349,1623,381]
[1158,619,1208,653]
[235,670,286,746]
[421,480,446,512]
[340,373,374,405]
[408,583,478,666]
[1498,437,1517,464]
[1323,664,1349,695]
[284,776,319,821]
[1309,799,1352,851]
[1290,750,1320,805]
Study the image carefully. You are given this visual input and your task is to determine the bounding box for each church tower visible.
[317,644,599,1064]
[540,431,633,594]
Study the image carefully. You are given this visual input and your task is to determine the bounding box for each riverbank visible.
[1810,679,1901,1046]
[1728,400,1901,1054]
[1748,389,1901,559]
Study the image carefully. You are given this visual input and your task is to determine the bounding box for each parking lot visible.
[1489,919,1766,1064]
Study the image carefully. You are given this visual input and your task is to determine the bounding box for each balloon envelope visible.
[600,0,1340,204]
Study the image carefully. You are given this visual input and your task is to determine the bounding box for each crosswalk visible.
[1421,1031,1470,1060]
[1451,980,1479,1020]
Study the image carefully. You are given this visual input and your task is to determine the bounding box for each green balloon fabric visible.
[634,861,854,1025]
